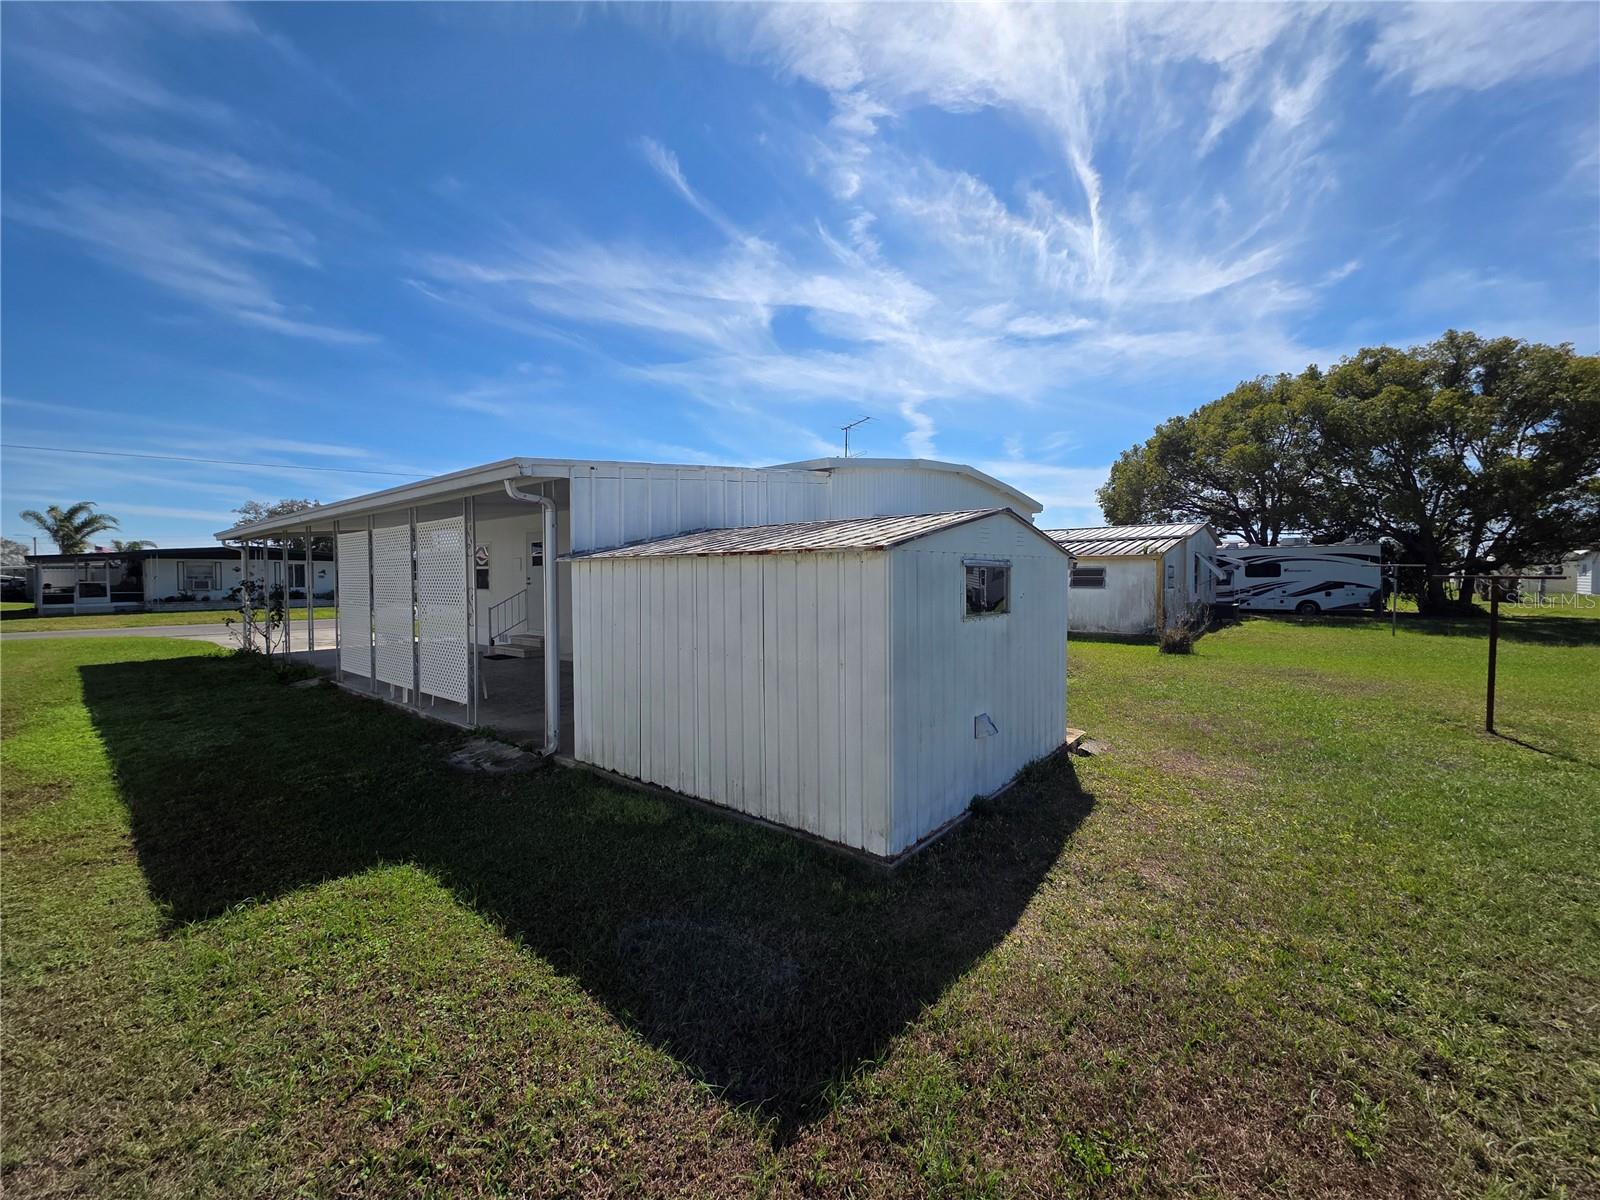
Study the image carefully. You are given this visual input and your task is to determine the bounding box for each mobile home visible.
[27,545,336,615]
[216,456,1072,860]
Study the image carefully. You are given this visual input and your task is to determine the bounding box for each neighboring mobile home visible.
[214,456,1071,860]
[1045,523,1219,635]
[26,545,336,614]
[1528,547,1600,596]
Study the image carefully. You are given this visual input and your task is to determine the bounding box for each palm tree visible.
[109,539,156,552]
[19,503,121,555]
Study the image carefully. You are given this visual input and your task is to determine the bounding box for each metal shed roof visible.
[568,508,1062,559]
[1045,522,1213,557]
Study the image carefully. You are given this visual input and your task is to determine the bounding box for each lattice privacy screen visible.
[415,515,469,704]
[372,522,414,689]
[336,530,371,677]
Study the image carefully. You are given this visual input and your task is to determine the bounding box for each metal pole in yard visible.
[1486,587,1499,734]
[1390,563,1398,637]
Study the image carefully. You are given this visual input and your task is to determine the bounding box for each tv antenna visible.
[841,415,872,458]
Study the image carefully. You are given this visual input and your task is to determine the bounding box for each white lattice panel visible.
[372,522,414,689]
[415,516,469,704]
[337,530,371,677]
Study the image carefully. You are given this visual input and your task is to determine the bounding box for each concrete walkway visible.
[1,622,330,652]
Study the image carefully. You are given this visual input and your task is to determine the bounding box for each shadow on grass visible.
[1067,631,1158,646]
[1248,609,1600,648]
[80,654,1091,1131]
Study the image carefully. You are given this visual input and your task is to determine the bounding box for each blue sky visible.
[3,2,1597,547]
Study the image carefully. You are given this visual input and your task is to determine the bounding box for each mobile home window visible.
[1244,561,1281,578]
[1070,566,1106,589]
[964,561,1010,615]
[180,562,221,592]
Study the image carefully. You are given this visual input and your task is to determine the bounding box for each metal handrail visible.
[487,590,527,645]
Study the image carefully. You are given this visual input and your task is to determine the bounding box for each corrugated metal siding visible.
[822,465,1034,520]
[570,550,893,856]
[566,464,828,553]
[887,516,1069,853]
[1068,559,1159,634]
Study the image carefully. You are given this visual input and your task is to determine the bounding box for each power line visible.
[0,443,425,478]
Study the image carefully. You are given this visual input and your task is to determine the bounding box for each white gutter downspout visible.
[502,479,561,756]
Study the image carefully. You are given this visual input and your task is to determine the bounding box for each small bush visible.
[1158,624,1196,654]
[1158,602,1211,654]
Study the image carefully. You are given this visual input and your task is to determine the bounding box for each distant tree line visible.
[1097,331,1600,612]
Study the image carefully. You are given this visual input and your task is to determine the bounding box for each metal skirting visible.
[372,521,413,690]
[416,515,470,704]
[336,529,370,678]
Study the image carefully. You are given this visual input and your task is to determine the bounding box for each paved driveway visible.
[1,623,330,652]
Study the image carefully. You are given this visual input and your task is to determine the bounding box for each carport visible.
[217,460,569,752]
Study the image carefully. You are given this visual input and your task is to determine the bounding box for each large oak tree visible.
[1097,331,1600,613]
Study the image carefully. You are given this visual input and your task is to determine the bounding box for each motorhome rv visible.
[1215,544,1384,615]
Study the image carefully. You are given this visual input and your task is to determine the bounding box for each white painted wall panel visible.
[565,464,830,554]
[571,550,895,856]
[336,531,371,677]
[1068,558,1160,634]
[821,466,1032,521]
[887,517,1069,854]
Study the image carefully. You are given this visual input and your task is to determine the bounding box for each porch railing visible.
[487,590,527,646]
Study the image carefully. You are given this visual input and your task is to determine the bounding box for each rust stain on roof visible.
[569,509,1031,559]
[1045,522,1212,557]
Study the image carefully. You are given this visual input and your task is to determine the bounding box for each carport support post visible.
[367,517,377,693]
[282,538,291,662]
[304,528,314,655]
[333,520,342,684]
[465,496,478,728]
[409,507,420,709]
[238,540,252,651]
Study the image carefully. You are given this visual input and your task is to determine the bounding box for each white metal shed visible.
[567,508,1071,859]
[1046,523,1219,635]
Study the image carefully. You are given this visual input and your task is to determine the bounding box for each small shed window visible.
[964,561,1010,615]
[1070,566,1106,589]
[1244,561,1281,578]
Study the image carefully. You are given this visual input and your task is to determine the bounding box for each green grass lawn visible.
[3,611,1596,1197]
[1,600,34,613]
[1,606,336,631]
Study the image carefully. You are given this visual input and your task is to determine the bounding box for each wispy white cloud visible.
[430,5,1453,457]
[1368,3,1599,95]
[4,7,370,346]
[7,42,237,125]
[974,459,1111,527]
[8,188,374,345]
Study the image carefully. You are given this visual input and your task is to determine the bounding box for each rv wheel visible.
[1295,600,1320,616]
